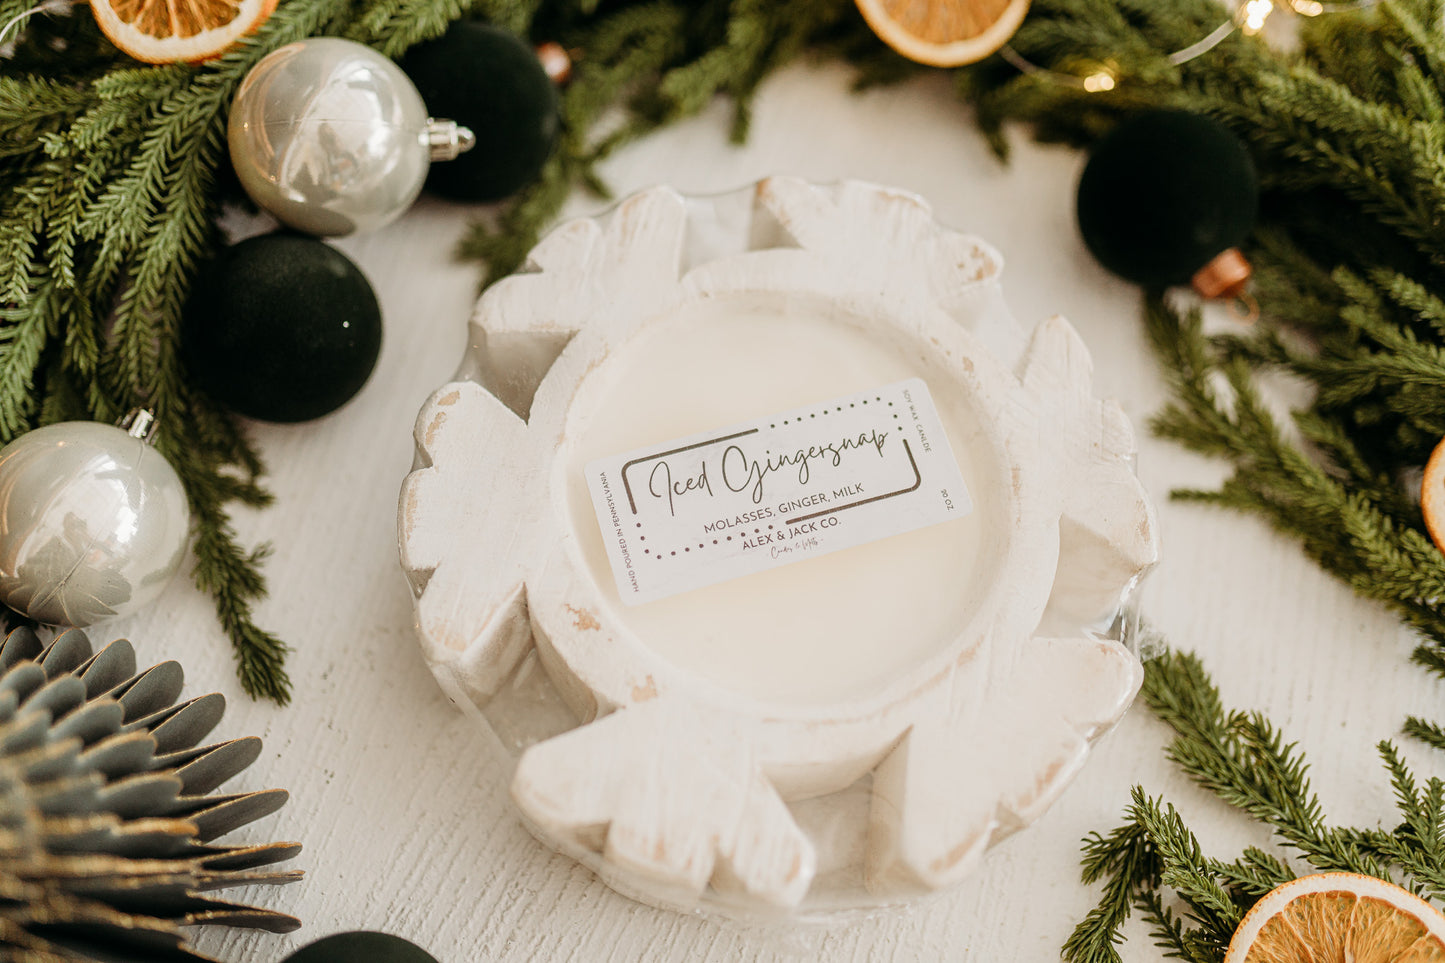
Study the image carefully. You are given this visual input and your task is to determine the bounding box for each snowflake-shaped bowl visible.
[397,178,1158,919]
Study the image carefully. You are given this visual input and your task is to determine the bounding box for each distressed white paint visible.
[82,64,1437,963]
[397,177,1157,915]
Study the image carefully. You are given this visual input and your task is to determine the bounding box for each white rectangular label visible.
[584,378,973,605]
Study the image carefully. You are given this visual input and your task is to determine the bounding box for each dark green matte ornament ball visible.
[1076,110,1259,288]
[401,22,560,202]
[182,234,382,423]
[281,931,440,963]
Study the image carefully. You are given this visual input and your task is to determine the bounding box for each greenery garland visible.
[1066,641,1445,962]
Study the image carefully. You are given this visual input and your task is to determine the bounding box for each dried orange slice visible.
[89,0,278,63]
[1224,872,1445,963]
[1422,435,1445,554]
[855,0,1030,67]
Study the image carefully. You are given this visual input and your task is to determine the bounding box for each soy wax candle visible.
[400,178,1157,916]
[568,297,996,706]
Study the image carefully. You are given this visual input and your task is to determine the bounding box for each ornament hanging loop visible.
[426,119,476,162]
[1228,290,1260,324]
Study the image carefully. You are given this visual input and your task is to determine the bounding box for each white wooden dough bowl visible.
[397,178,1159,918]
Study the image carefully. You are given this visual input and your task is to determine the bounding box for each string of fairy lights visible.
[998,0,1380,93]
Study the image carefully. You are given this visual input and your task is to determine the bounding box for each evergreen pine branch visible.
[187,494,292,703]
[344,0,506,57]
[457,0,691,282]
[1247,230,1344,332]
[1062,816,1158,963]
[1372,740,1445,900]
[1138,297,1445,694]
[1130,791,1240,955]
[1215,847,1293,899]
[1069,645,1445,958]
[1134,890,1197,961]
[0,280,58,438]
[1405,716,1445,753]
[1248,69,1445,262]
[1143,650,1386,878]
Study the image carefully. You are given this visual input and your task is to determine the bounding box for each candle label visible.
[584,378,973,605]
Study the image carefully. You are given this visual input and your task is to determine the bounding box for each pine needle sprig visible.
[343,0,520,57]
[456,0,867,285]
[1065,646,1445,961]
[1143,649,1384,877]
[1141,295,1445,687]
[1063,818,1159,963]
[1364,740,1445,900]
[1405,717,1445,753]
[0,279,60,438]
[1132,791,1242,955]
[457,0,687,282]
[1134,890,1196,962]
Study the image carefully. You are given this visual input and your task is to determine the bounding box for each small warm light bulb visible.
[1289,0,1325,14]
[1083,69,1116,93]
[1241,0,1275,34]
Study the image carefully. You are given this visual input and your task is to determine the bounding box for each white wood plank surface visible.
[87,62,1444,961]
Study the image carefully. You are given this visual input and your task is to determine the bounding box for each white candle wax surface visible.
[564,294,1008,708]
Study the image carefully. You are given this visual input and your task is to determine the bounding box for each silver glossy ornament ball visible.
[0,412,190,627]
[228,37,473,237]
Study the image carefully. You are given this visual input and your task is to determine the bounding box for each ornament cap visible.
[426,118,476,161]
[1191,247,1252,299]
[120,407,159,442]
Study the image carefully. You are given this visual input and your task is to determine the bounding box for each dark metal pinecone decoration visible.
[0,626,302,961]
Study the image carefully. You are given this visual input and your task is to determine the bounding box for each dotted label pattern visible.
[585,378,973,605]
